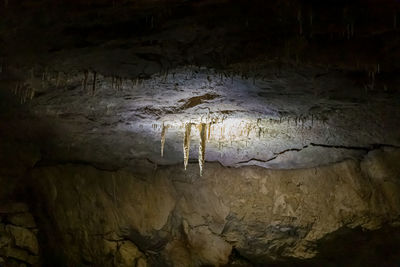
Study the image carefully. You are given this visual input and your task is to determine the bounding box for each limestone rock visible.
[136,258,147,267]
[165,226,232,267]
[7,213,36,228]
[174,181,230,234]
[6,225,39,255]
[30,165,175,265]
[30,148,400,265]
[0,234,11,248]
[1,247,38,265]
[186,226,232,266]
[103,239,118,256]
[116,241,145,267]
[0,203,29,214]
[165,240,192,267]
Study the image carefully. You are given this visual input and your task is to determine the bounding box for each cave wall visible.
[27,147,400,266]
[0,141,41,266]
[1,0,400,266]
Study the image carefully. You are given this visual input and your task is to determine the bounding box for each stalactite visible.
[13,82,19,94]
[24,88,29,103]
[83,70,88,92]
[23,87,27,103]
[297,9,303,35]
[164,68,169,82]
[198,123,207,176]
[22,88,25,103]
[30,87,35,100]
[183,123,192,170]
[92,71,97,94]
[19,84,26,104]
[161,123,167,157]
[56,72,60,89]
[41,71,46,89]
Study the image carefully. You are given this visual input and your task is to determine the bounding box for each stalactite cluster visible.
[111,76,124,91]
[158,112,332,175]
[81,70,98,95]
[365,64,381,92]
[12,82,35,104]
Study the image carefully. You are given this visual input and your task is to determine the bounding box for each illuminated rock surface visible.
[30,148,400,266]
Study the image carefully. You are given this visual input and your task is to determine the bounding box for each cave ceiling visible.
[1,0,400,173]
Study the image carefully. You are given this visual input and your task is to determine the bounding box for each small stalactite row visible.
[81,70,97,95]
[12,82,35,104]
[111,76,125,91]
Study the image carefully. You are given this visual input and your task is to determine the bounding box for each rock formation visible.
[0,0,400,266]
[0,203,40,266]
[26,147,400,266]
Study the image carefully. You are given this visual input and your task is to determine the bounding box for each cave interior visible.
[1,0,400,266]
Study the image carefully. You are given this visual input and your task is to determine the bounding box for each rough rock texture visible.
[30,147,400,266]
[0,203,40,266]
[1,0,400,265]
